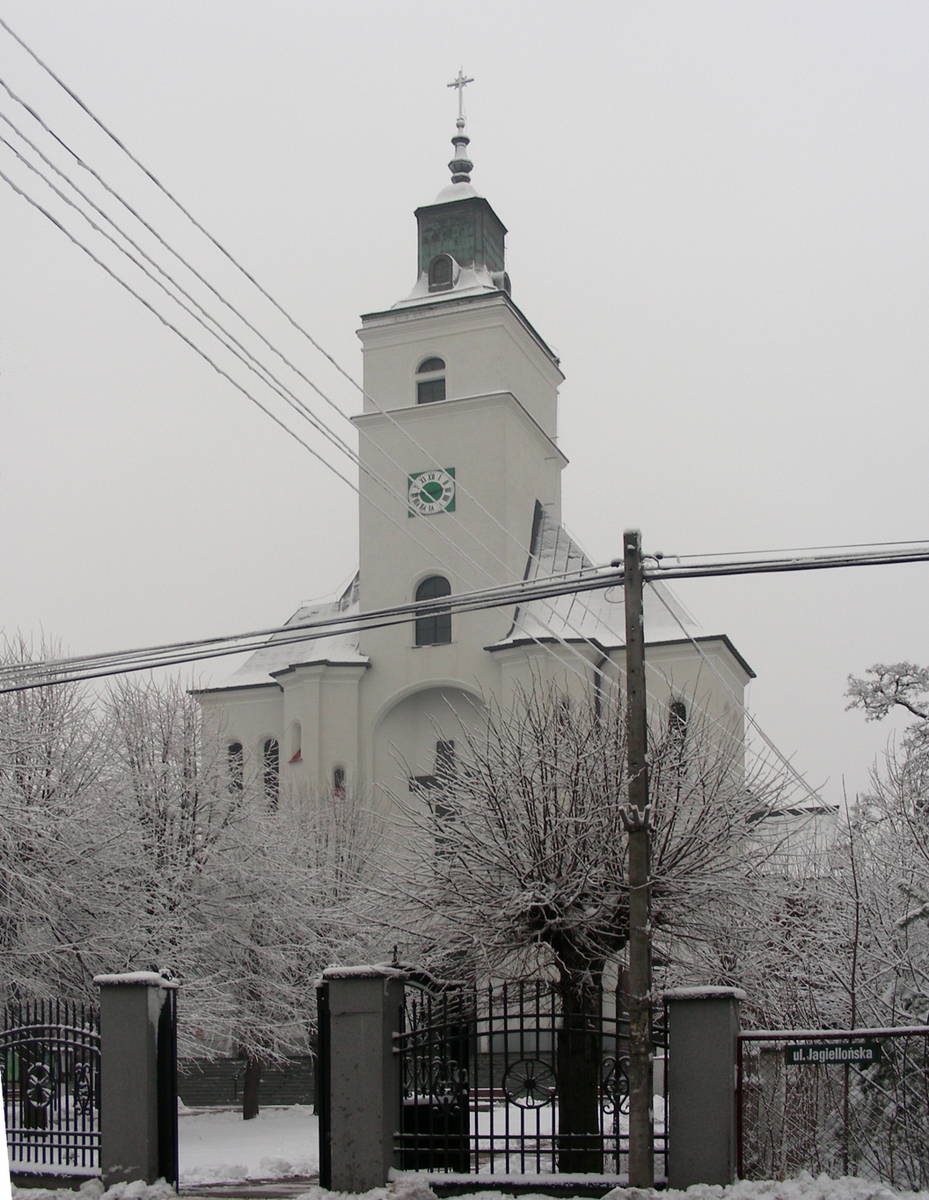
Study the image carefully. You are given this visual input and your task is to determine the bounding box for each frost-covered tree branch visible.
[847,662,929,750]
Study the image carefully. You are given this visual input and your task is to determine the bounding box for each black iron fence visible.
[737,1024,929,1190]
[394,979,667,1179]
[1,998,101,1176]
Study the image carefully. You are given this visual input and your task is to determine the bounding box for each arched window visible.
[333,766,346,798]
[263,737,280,809]
[227,741,243,793]
[414,575,452,646]
[428,254,455,292]
[416,357,446,405]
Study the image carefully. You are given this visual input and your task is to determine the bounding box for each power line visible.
[0,104,404,509]
[0,161,368,497]
[0,27,778,768]
[0,14,355,388]
[640,544,929,581]
[0,150,902,792]
[0,83,624,707]
[0,564,630,694]
[4,539,928,696]
[2,19,913,787]
[2,561,617,682]
[0,132,614,709]
[0,26,643,702]
[668,538,929,562]
[0,116,649,724]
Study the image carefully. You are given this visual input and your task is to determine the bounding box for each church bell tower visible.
[353,76,567,680]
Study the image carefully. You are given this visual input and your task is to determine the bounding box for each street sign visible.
[785,1041,881,1067]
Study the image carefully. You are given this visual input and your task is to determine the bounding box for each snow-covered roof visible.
[393,263,502,310]
[434,180,480,203]
[488,505,703,652]
[210,575,368,691]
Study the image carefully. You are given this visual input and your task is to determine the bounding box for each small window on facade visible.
[415,575,452,646]
[432,741,457,851]
[263,737,280,809]
[288,721,302,764]
[428,254,454,292]
[333,766,346,798]
[416,357,446,405]
[228,741,243,793]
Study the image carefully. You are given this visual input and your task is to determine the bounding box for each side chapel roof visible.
[488,502,706,652]
[208,574,367,691]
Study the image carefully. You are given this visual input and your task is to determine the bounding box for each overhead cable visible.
[1,20,905,782]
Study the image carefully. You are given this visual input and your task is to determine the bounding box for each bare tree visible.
[0,635,110,1002]
[845,661,929,1019]
[103,676,382,1117]
[0,652,381,1117]
[384,680,787,1170]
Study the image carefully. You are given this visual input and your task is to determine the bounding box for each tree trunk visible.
[556,968,603,1173]
[242,1053,262,1120]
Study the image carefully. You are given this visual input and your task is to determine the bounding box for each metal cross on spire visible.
[445,69,475,185]
[447,68,474,122]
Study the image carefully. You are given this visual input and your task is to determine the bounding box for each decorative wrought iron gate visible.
[1,998,101,1176]
[394,979,667,1178]
[737,1025,929,1190]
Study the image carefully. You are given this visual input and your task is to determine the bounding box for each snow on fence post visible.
[95,970,179,1189]
[318,965,405,1193]
[665,985,744,1188]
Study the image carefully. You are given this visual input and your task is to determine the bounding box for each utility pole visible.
[622,528,654,1187]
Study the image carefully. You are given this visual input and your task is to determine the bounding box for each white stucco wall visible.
[358,292,564,438]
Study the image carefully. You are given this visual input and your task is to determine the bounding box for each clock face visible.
[408,467,456,516]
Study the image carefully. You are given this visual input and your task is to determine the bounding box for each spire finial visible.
[446,68,475,184]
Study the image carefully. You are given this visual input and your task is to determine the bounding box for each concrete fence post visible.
[665,985,744,1188]
[95,971,179,1188]
[319,965,405,1193]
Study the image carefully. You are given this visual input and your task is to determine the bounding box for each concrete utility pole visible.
[622,529,654,1187]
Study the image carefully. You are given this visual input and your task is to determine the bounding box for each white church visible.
[196,92,755,811]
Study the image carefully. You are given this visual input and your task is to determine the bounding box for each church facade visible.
[196,112,754,811]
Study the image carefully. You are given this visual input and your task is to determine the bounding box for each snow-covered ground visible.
[178,1105,320,1185]
[9,1108,929,1200]
[5,1106,320,1189]
[11,1170,929,1200]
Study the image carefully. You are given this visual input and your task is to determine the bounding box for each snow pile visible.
[604,1177,927,1200]
[294,1178,929,1200]
[11,1181,175,1200]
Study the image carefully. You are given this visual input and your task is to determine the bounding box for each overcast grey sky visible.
[2,0,927,806]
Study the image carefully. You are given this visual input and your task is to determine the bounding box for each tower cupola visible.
[395,71,511,307]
